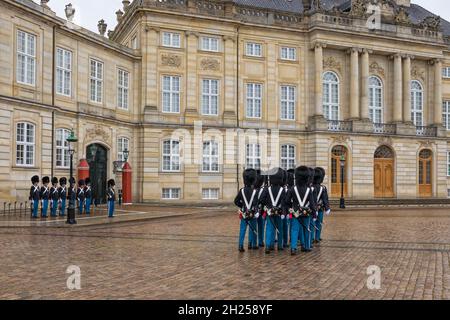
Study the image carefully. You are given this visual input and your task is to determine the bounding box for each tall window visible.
[246,43,262,57]
[411,80,423,126]
[162,76,180,113]
[202,79,219,115]
[117,137,130,161]
[280,47,296,61]
[443,67,450,79]
[202,141,219,172]
[246,83,262,118]
[17,30,36,86]
[281,145,296,170]
[162,32,180,48]
[16,122,35,166]
[201,37,219,52]
[280,85,296,120]
[56,48,72,96]
[56,129,70,168]
[90,59,103,103]
[323,71,339,120]
[118,69,129,110]
[369,76,383,123]
[246,144,261,169]
[443,101,450,130]
[162,140,180,172]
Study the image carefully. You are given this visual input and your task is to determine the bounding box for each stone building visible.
[1,0,450,204]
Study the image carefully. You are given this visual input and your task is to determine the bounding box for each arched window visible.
[374,145,394,159]
[117,137,130,161]
[369,76,383,123]
[56,128,70,168]
[323,71,339,121]
[16,122,35,166]
[411,80,423,126]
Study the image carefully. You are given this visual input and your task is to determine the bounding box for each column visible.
[434,59,443,125]
[223,35,237,123]
[349,48,360,119]
[392,54,403,122]
[185,31,198,116]
[314,43,324,117]
[360,49,370,120]
[402,55,412,124]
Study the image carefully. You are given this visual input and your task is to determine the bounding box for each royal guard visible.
[84,178,92,215]
[50,177,59,217]
[281,169,289,249]
[255,170,266,248]
[260,168,286,254]
[313,167,331,243]
[284,166,317,255]
[29,175,40,219]
[77,179,85,215]
[285,169,295,247]
[234,169,258,253]
[58,177,67,216]
[107,179,116,218]
[307,167,318,248]
[40,176,50,218]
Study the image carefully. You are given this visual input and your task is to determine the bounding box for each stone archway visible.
[374,145,395,198]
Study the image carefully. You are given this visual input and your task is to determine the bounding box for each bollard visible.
[118,190,122,206]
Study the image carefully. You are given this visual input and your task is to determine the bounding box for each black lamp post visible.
[123,148,129,163]
[339,155,346,209]
[66,130,78,224]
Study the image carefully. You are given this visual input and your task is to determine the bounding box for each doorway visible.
[86,144,108,204]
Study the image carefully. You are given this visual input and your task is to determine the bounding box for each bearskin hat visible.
[254,170,265,189]
[52,177,58,185]
[314,167,325,185]
[69,177,76,185]
[42,176,50,184]
[85,177,91,185]
[295,166,309,185]
[59,177,67,185]
[78,179,85,186]
[108,179,116,187]
[243,169,257,187]
[307,167,315,185]
[286,169,295,187]
[31,175,39,184]
[269,167,284,186]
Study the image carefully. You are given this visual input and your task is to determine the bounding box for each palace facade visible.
[2,0,450,204]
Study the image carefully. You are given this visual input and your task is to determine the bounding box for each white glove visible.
[255,212,260,219]
[313,218,317,222]
[281,215,285,220]
[326,209,331,216]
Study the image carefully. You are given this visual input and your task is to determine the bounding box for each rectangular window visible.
[201,79,219,115]
[280,47,296,61]
[90,59,103,103]
[162,32,181,48]
[280,85,296,120]
[443,101,450,130]
[246,143,261,169]
[202,188,219,200]
[245,43,262,57]
[443,67,450,78]
[246,83,262,118]
[117,137,130,161]
[16,122,35,166]
[162,140,180,172]
[201,37,219,52]
[56,48,72,96]
[17,30,36,86]
[281,145,296,170]
[162,188,180,199]
[56,128,70,168]
[162,76,180,113]
[118,69,130,110]
[202,141,219,172]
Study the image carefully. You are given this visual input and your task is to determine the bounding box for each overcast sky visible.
[33,0,450,33]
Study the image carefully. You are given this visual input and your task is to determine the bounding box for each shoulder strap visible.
[258,188,264,199]
[317,186,324,202]
[241,189,256,211]
[294,186,310,207]
[268,187,283,207]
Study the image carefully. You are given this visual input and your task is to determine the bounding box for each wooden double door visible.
[374,146,395,198]
[418,149,432,197]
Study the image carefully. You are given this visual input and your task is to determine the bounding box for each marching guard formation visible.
[28,175,116,218]
[234,166,331,255]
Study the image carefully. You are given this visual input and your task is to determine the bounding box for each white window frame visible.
[443,67,450,79]
[246,83,262,119]
[280,85,296,120]
[118,69,130,110]
[162,188,181,200]
[56,47,72,97]
[16,122,35,167]
[245,42,262,57]
[201,37,219,52]
[162,32,181,48]
[281,144,296,170]
[117,137,130,161]
[443,101,450,130]
[280,47,296,61]
[90,59,104,104]
[368,76,383,124]
[56,128,70,168]
[246,143,261,170]
[162,75,181,113]
[162,140,180,172]
[323,71,340,121]
[201,79,219,116]
[16,30,36,86]
[411,80,424,127]
[202,141,219,172]
[202,188,219,200]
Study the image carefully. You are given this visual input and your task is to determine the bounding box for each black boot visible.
[239,246,245,253]
[291,249,298,256]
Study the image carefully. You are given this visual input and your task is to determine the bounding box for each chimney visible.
[116,9,124,22]
[122,0,130,11]
[98,19,107,37]
[302,0,311,12]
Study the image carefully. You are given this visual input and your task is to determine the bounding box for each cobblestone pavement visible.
[1,207,450,300]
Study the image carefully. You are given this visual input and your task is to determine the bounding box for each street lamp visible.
[66,130,78,224]
[123,148,129,163]
[339,154,346,209]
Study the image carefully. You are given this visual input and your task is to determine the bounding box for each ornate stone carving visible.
[395,6,410,25]
[331,135,350,144]
[369,62,385,77]
[200,58,220,71]
[418,140,435,148]
[350,0,367,17]
[419,16,441,30]
[161,54,182,68]
[411,66,425,82]
[378,136,393,147]
[85,125,111,144]
[323,56,341,72]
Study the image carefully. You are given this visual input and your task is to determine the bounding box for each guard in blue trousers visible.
[58,177,67,216]
[285,169,295,247]
[307,167,318,248]
[255,170,266,248]
[50,177,59,217]
[282,169,289,249]
[40,176,50,218]
[260,168,286,254]
[234,169,258,252]
[284,166,316,255]
[29,175,40,219]
[107,179,116,218]
[77,179,85,215]
[313,167,331,244]
[84,178,93,215]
